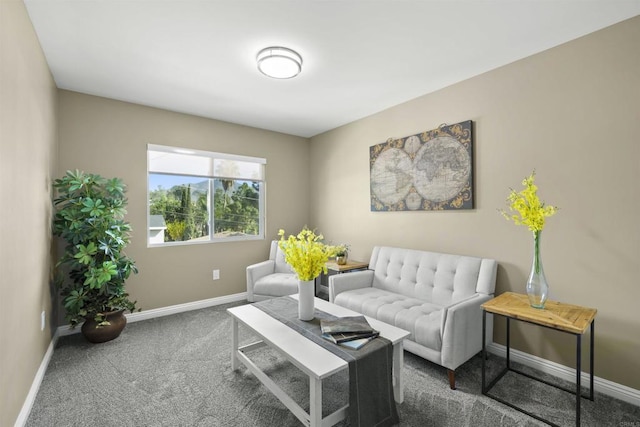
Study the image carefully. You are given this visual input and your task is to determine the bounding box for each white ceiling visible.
[24,0,640,138]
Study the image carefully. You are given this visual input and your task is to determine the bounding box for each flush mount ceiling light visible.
[256,46,302,79]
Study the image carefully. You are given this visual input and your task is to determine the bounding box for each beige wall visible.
[57,91,310,312]
[0,1,58,425]
[309,16,640,389]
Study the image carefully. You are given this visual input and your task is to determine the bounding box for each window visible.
[147,144,265,246]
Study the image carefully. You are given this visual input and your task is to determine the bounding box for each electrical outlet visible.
[213,269,220,280]
[40,311,46,331]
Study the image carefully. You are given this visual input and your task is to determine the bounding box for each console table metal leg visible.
[576,334,582,426]
[590,320,595,400]
[482,310,487,394]
[506,317,511,369]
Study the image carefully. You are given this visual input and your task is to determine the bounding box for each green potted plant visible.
[53,170,139,343]
[335,243,350,265]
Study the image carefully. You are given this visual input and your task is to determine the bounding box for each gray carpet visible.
[26,301,640,426]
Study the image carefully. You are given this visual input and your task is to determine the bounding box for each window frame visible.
[146,144,266,247]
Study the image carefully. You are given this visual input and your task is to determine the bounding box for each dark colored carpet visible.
[26,301,640,426]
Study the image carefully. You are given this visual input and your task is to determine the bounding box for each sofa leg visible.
[447,369,456,390]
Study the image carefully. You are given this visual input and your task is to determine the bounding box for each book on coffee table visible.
[321,315,379,349]
[322,330,380,344]
[339,336,376,350]
[321,332,379,349]
[320,316,375,335]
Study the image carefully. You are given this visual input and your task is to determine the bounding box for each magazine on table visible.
[322,332,379,349]
[320,315,379,349]
[322,330,380,343]
[320,315,375,335]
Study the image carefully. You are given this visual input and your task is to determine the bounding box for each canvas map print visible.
[369,120,473,211]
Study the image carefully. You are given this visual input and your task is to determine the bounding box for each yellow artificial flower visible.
[278,228,339,281]
[501,171,558,233]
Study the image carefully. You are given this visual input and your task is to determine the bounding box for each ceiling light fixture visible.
[256,46,302,79]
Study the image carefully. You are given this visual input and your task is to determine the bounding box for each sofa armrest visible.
[246,260,276,302]
[440,293,494,370]
[329,270,374,303]
[476,259,498,295]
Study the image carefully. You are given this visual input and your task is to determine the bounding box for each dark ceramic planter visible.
[81,309,127,343]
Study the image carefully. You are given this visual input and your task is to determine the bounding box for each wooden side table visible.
[326,260,369,273]
[315,260,369,296]
[481,292,597,427]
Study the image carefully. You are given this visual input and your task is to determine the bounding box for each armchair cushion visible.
[253,273,299,298]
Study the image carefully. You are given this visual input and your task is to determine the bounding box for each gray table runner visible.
[254,296,399,427]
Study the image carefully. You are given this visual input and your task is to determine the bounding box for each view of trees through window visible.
[149,173,260,243]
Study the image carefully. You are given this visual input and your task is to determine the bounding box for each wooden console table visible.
[481,292,597,426]
[325,260,369,273]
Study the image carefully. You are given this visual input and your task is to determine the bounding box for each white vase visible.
[297,280,315,321]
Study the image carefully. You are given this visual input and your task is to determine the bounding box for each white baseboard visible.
[56,292,248,336]
[487,342,640,407]
[14,330,60,427]
[16,292,248,426]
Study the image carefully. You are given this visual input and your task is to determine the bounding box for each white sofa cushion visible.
[333,287,445,352]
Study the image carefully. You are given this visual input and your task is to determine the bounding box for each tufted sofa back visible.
[369,246,497,307]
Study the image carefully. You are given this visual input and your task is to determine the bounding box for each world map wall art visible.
[370,120,473,211]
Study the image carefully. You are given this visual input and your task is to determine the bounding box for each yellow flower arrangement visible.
[501,171,558,233]
[501,171,558,308]
[278,228,338,281]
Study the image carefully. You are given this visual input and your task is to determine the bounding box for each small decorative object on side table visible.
[334,243,350,265]
[500,171,558,309]
[481,292,597,427]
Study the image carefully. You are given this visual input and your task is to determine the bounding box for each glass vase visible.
[527,230,549,309]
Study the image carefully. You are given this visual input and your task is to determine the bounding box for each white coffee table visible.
[228,295,409,427]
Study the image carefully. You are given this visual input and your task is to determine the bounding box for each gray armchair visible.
[246,240,298,302]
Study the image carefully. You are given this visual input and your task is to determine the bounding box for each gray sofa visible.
[329,246,497,389]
